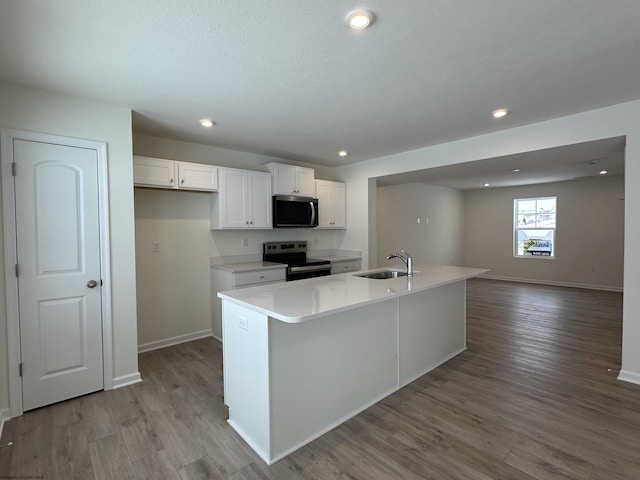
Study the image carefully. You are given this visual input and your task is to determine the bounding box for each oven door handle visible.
[289,264,330,274]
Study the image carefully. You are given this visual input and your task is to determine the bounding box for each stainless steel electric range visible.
[263,241,331,281]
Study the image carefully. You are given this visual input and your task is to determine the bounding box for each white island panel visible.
[269,300,398,459]
[398,281,466,386]
[222,301,271,460]
[218,264,489,464]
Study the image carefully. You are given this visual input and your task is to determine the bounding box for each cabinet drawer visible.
[233,268,286,287]
[331,260,361,274]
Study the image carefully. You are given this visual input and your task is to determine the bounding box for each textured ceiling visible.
[1,1,639,168]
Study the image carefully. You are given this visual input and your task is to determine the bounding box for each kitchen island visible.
[218,264,488,464]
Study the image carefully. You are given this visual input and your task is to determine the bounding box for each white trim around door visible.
[1,128,114,417]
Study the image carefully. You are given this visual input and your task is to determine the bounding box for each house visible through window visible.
[514,197,556,258]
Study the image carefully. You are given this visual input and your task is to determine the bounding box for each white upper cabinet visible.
[315,179,346,229]
[211,168,272,229]
[133,156,177,188]
[133,156,218,191]
[177,161,218,191]
[263,162,315,197]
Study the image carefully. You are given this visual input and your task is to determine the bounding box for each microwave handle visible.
[310,201,316,225]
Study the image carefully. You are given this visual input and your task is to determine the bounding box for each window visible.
[514,197,556,258]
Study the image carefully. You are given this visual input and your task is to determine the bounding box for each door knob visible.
[87,280,98,288]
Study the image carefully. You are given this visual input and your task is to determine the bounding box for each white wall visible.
[0,82,139,412]
[335,100,640,382]
[376,183,465,267]
[133,135,344,348]
[464,176,624,289]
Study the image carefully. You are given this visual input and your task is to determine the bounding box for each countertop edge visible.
[218,266,489,323]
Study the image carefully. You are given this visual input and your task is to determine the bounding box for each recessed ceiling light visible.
[199,119,215,127]
[512,168,521,173]
[600,170,608,175]
[491,108,509,119]
[346,9,374,29]
[483,183,490,187]
[338,150,348,157]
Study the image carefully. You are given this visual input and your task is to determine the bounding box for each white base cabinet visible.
[211,168,272,229]
[315,179,346,228]
[211,264,286,339]
[329,258,361,274]
[133,155,218,191]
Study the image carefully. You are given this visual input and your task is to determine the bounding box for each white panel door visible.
[330,182,346,228]
[248,173,272,228]
[133,155,176,188]
[294,167,315,197]
[315,180,332,227]
[15,139,104,411]
[219,168,249,228]
[177,162,218,191]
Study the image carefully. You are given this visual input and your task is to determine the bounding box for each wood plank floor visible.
[2,278,639,479]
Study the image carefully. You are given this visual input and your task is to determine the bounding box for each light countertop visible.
[218,265,488,323]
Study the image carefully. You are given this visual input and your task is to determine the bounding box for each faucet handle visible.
[400,249,411,257]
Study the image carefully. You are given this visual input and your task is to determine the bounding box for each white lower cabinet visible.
[211,168,272,229]
[211,265,286,339]
[315,180,346,228]
[330,259,361,274]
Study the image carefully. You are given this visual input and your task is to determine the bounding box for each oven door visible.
[287,264,331,281]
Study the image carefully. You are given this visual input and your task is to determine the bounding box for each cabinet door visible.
[315,180,346,228]
[315,180,333,227]
[219,169,249,228]
[248,173,272,228]
[272,164,297,195]
[133,156,177,188]
[178,162,218,191]
[330,182,346,228]
[295,167,316,197]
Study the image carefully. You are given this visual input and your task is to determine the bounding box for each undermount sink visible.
[355,270,408,279]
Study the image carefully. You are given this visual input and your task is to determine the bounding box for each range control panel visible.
[263,241,307,254]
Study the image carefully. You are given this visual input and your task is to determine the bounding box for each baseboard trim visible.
[618,370,640,386]
[478,274,623,292]
[112,372,142,390]
[0,408,10,440]
[138,329,213,353]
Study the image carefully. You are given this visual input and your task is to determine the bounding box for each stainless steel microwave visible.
[272,195,318,228]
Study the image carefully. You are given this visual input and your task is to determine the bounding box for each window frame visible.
[513,196,557,259]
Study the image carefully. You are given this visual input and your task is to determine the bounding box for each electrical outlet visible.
[152,241,160,253]
[241,237,249,248]
[238,316,248,330]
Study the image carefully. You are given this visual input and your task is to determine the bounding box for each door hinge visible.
[15,263,19,277]
[11,161,16,176]
[18,363,23,377]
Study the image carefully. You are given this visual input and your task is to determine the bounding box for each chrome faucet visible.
[386,250,414,276]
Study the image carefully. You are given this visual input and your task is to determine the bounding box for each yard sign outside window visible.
[514,197,556,258]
